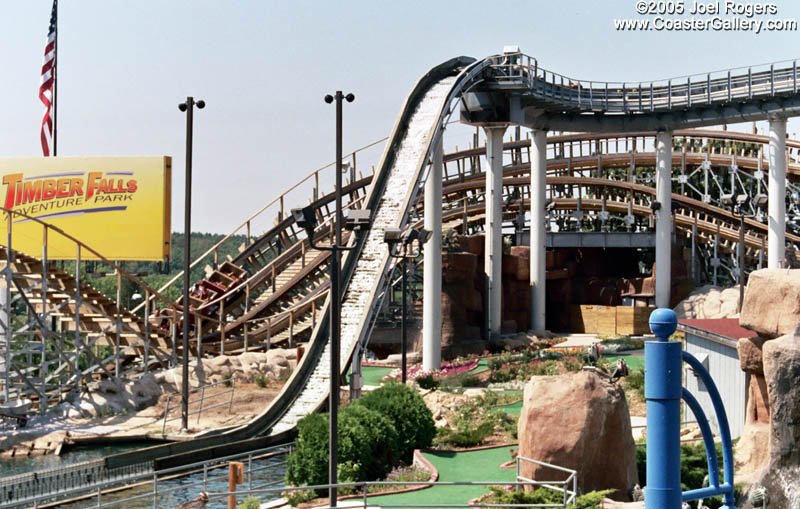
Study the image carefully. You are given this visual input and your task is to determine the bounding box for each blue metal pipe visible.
[682,351,736,508]
[683,483,735,500]
[645,308,682,509]
[681,388,720,488]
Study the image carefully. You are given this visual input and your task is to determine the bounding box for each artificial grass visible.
[603,353,644,373]
[369,445,516,506]
[493,400,523,416]
[359,365,395,387]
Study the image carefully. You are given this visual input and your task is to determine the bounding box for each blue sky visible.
[1,0,799,234]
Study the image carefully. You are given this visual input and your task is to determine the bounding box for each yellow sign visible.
[0,156,171,261]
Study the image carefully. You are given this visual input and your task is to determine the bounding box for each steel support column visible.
[768,117,787,269]
[530,129,547,332]
[484,126,506,339]
[655,131,673,308]
[423,132,443,371]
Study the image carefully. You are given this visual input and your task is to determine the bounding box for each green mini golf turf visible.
[493,399,523,415]
[359,365,395,386]
[603,354,644,372]
[369,445,517,506]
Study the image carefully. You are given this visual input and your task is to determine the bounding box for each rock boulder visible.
[673,285,740,319]
[518,370,637,500]
[740,269,800,338]
[737,336,766,375]
[744,331,800,508]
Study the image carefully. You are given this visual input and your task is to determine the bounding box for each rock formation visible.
[739,269,800,338]
[734,336,770,484]
[518,370,637,500]
[745,331,800,508]
[673,285,741,319]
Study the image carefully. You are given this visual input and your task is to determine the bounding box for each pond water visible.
[0,442,289,508]
[0,442,149,478]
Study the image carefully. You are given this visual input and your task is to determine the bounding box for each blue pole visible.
[645,308,682,509]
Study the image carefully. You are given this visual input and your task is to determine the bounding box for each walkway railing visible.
[161,378,236,434]
[0,442,292,509]
[489,52,800,114]
[515,456,577,508]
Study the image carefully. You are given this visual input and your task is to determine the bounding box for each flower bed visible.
[381,357,480,384]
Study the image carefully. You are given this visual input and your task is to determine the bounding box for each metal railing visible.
[488,52,800,114]
[0,457,153,508]
[161,378,236,434]
[23,442,293,509]
[515,455,577,508]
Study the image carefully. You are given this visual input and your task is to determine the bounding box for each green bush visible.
[482,486,614,508]
[355,381,436,462]
[286,413,329,488]
[236,496,261,509]
[415,373,439,390]
[286,405,399,488]
[254,373,267,388]
[434,420,494,447]
[340,404,399,480]
[626,369,645,398]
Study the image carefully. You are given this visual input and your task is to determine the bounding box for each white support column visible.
[484,126,506,339]
[768,117,787,269]
[530,129,547,332]
[423,133,443,371]
[655,131,673,309]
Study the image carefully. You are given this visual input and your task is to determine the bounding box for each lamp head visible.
[196,100,205,109]
[384,228,402,245]
[324,95,334,104]
[736,194,748,206]
[344,209,371,231]
[345,93,355,103]
[178,103,188,112]
[417,229,432,245]
[291,206,317,233]
[720,193,734,205]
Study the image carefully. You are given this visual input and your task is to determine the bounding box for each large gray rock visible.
[740,269,800,338]
[518,370,637,500]
[743,331,800,508]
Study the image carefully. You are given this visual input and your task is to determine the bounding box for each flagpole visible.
[52,0,57,157]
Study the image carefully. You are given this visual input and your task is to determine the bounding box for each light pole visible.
[722,192,766,312]
[178,96,204,432]
[384,228,431,383]
[291,89,361,509]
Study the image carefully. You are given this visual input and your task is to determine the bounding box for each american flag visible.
[39,0,57,157]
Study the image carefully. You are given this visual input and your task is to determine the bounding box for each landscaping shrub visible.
[355,381,436,462]
[415,373,439,390]
[626,369,645,398]
[285,404,399,489]
[478,486,614,508]
[286,413,329,488]
[339,403,399,479]
[236,496,261,509]
[434,419,494,448]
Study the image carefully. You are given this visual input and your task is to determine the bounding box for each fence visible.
[161,378,236,434]
[0,458,153,508]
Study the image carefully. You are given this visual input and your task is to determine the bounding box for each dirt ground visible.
[0,381,284,458]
